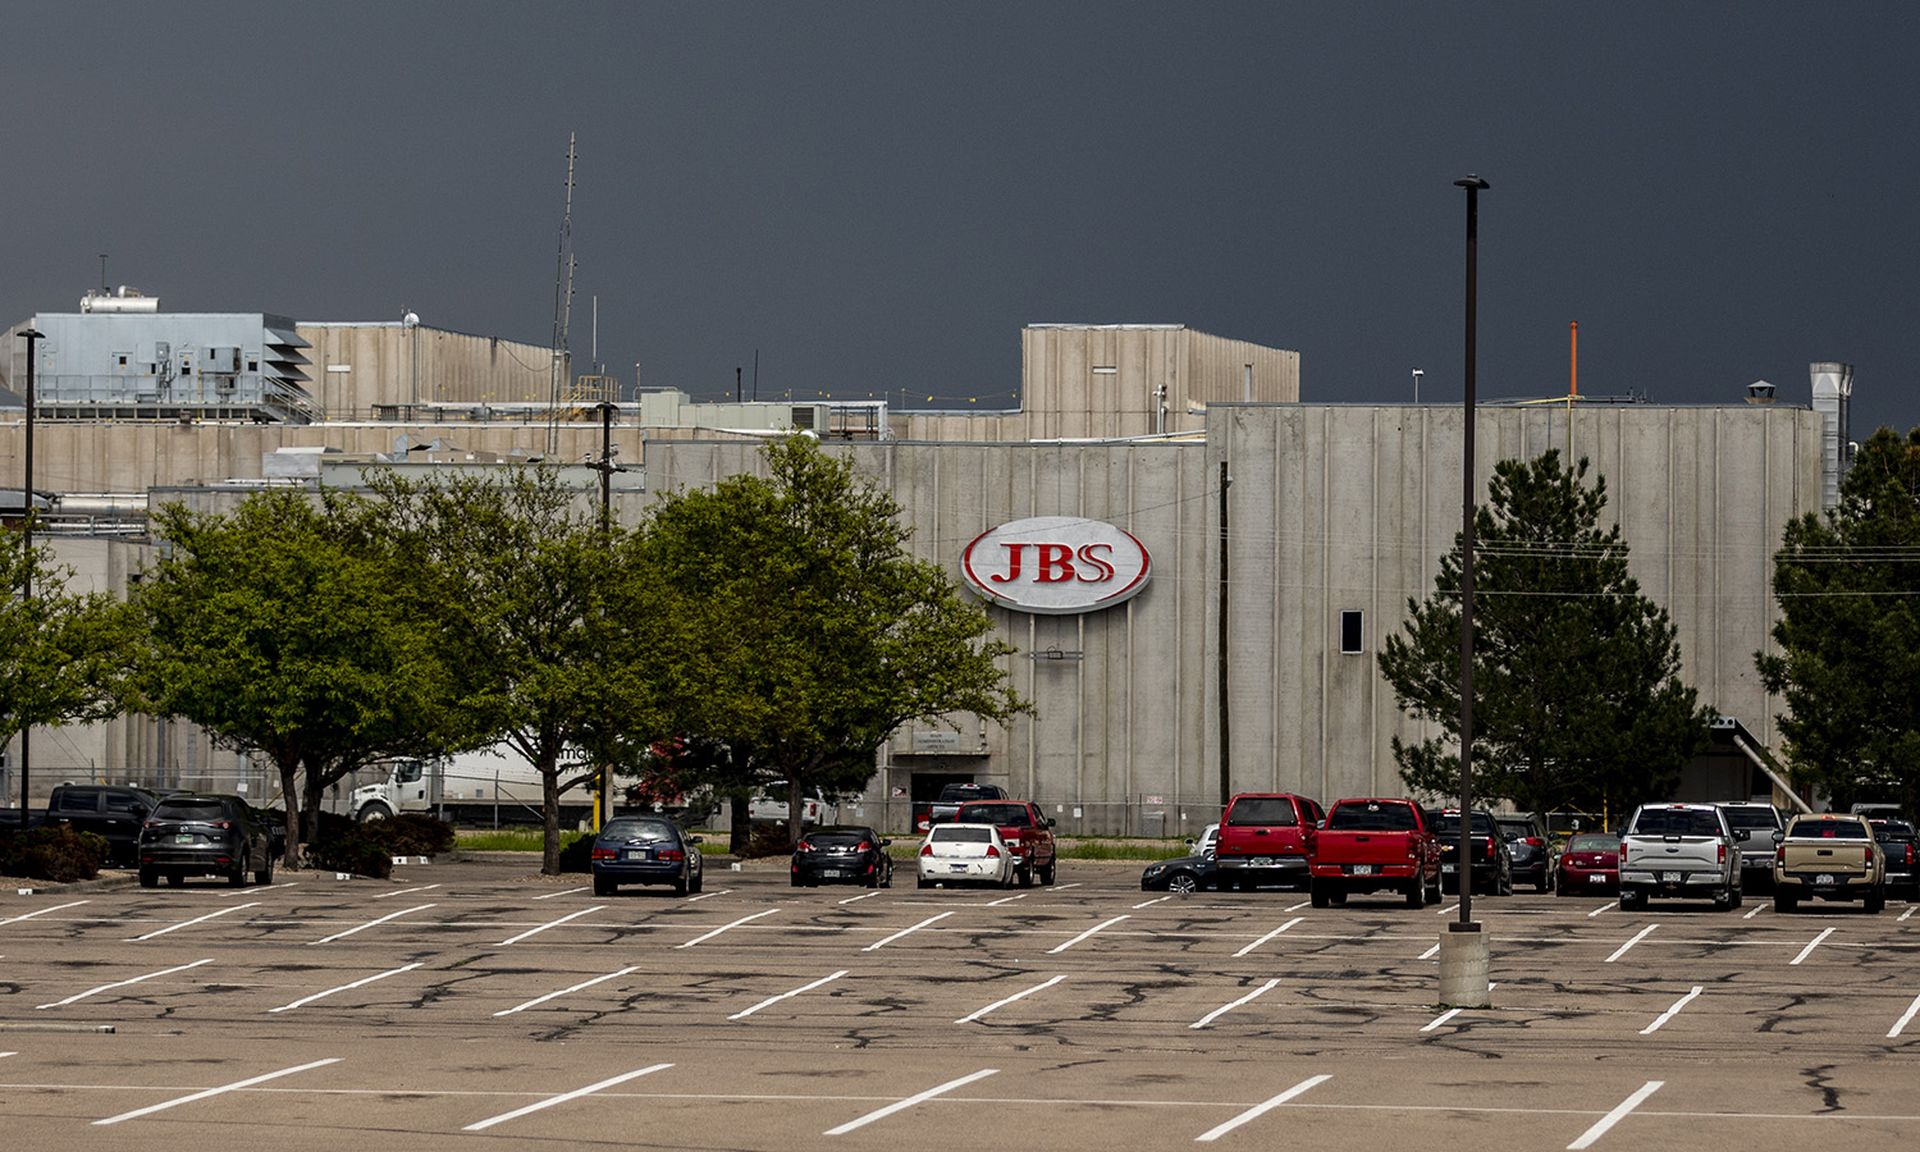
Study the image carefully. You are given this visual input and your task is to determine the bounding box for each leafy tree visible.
[0,528,126,788]
[1758,426,1920,815]
[370,467,667,875]
[1380,450,1710,821]
[642,435,1030,849]
[125,488,451,862]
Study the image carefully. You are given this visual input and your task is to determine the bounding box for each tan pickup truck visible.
[1773,813,1886,913]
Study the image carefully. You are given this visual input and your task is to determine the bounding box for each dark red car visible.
[1555,831,1621,894]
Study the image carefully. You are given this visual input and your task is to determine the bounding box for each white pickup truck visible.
[1618,802,1744,911]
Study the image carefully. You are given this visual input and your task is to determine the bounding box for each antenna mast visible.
[548,133,578,455]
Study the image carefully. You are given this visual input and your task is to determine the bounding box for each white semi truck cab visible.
[349,747,595,826]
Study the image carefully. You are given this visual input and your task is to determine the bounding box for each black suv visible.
[1496,815,1554,892]
[137,794,274,888]
[45,785,164,867]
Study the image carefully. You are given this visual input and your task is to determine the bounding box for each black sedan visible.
[1140,850,1217,894]
[792,825,893,888]
[591,816,704,896]
[137,793,274,888]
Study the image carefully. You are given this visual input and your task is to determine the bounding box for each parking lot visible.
[2,858,1918,1150]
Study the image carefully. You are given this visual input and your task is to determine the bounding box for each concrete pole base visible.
[1437,922,1490,1008]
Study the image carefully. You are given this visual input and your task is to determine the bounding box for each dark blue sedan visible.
[591,817,704,896]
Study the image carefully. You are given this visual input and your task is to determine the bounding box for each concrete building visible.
[0,291,1848,832]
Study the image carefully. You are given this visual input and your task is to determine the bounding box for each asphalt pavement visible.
[2,857,1917,1150]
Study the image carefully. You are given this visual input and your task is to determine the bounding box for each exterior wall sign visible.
[960,515,1151,615]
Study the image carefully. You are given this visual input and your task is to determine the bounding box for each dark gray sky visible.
[9,3,1918,431]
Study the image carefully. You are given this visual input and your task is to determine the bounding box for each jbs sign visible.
[960,516,1151,615]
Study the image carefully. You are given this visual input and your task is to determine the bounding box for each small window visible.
[116,354,128,366]
[1339,610,1364,654]
[247,359,259,372]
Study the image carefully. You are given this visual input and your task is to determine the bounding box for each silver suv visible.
[1715,802,1785,891]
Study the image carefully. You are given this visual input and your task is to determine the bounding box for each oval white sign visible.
[960,516,1151,615]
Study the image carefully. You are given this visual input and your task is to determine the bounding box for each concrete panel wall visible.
[1020,326,1299,441]
[298,324,556,417]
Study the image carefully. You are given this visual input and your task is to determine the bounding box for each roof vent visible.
[1745,380,1776,405]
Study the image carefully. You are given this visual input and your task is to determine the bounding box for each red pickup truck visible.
[1309,798,1442,908]
[1214,792,1324,891]
[952,799,1057,886]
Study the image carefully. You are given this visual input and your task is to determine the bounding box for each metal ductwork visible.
[1811,362,1853,511]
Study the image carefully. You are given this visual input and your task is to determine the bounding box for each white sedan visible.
[917,823,1016,889]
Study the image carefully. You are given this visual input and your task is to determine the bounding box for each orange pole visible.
[1570,321,1579,398]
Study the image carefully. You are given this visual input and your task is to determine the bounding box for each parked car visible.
[1554,831,1621,894]
[1310,798,1442,908]
[1774,812,1884,913]
[913,783,1010,832]
[1140,844,1218,894]
[1214,792,1324,891]
[1187,823,1220,857]
[1618,803,1742,911]
[590,816,704,896]
[791,824,893,888]
[1869,818,1918,901]
[916,822,1015,889]
[1716,802,1785,893]
[1429,808,1513,896]
[953,798,1057,886]
[45,784,164,868]
[136,793,274,888]
[1496,814,1554,892]
[749,782,826,826]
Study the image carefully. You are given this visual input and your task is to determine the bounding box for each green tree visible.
[1758,426,1920,815]
[371,467,666,875]
[125,488,448,861]
[642,435,1030,849]
[0,528,126,788]
[1380,450,1709,821]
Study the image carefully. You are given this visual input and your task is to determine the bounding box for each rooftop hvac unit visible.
[791,406,816,430]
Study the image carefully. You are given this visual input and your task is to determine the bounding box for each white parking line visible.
[1567,1080,1663,1149]
[531,887,589,901]
[373,884,441,900]
[685,889,730,903]
[1048,914,1130,955]
[310,903,436,946]
[495,966,642,1017]
[1742,903,1766,920]
[728,970,848,1020]
[38,958,214,1009]
[1900,905,1916,923]
[1587,902,1612,918]
[1052,883,1082,891]
[676,908,778,949]
[1791,926,1836,966]
[0,899,88,927]
[823,1068,998,1135]
[1435,902,1459,916]
[94,1057,343,1126]
[863,911,953,952]
[1233,917,1304,959]
[985,893,1027,907]
[1190,979,1280,1029]
[1419,943,1440,960]
[1640,986,1703,1034]
[1133,895,1174,909]
[1889,993,1920,1038]
[1283,900,1312,913]
[269,963,423,1013]
[1194,1074,1331,1143]
[497,905,605,946]
[1604,924,1657,963]
[0,1051,15,1058]
[956,974,1067,1024]
[128,902,259,942]
[1420,983,1498,1033]
[839,891,882,905]
[463,1063,674,1132]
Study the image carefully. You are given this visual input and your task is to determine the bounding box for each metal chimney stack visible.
[1810,362,1853,511]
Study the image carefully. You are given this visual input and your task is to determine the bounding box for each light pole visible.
[587,400,625,830]
[1440,174,1491,1009]
[16,327,43,812]
[1412,368,1424,404]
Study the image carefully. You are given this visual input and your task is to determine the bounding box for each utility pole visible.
[16,327,43,811]
[1217,459,1232,810]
